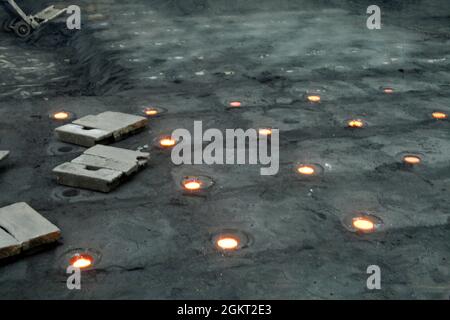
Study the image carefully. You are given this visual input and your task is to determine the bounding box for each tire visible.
[13,20,31,38]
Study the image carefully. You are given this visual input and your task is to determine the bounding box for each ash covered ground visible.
[0,0,450,299]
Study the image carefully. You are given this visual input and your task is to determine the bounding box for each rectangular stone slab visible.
[0,203,61,259]
[84,145,150,169]
[0,151,10,162]
[55,124,111,147]
[55,112,148,147]
[71,154,138,175]
[0,229,21,259]
[53,162,123,193]
[53,145,150,192]
[73,111,148,135]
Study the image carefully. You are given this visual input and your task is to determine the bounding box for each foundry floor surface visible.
[0,0,449,299]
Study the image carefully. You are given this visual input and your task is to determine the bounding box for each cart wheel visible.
[13,21,31,38]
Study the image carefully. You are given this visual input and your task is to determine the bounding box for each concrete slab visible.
[0,229,21,259]
[0,151,9,162]
[84,144,150,168]
[53,162,124,193]
[53,145,150,192]
[54,124,111,147]
[72,154,137,175]
[0,203,61,259]
[55,112,148,147]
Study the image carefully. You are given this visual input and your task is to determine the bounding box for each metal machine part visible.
[1,0,68,37]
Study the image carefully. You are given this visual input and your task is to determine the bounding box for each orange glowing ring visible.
[50,111,72,121]
[343,214,383,233]
[347,119,365,128]
[432,112,448,120]
[258,128,273,136]
[212,230,249,252]
[180,176,214,192]
[297,165,315,175]
[69,254,94,269]
[143,107,166,117]
[216,237,240,250]
[352,217,375,232]
[229,101,242,108]
[403,155,421,165]
[295,163,323,177]
[307,95,321,103]
[183,179,202,191]
[144,108,159,116]
[159,137,177,148]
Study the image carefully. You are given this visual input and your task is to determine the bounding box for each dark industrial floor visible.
[0,0,449,299]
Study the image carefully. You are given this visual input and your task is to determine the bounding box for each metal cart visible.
[2,0,68,37]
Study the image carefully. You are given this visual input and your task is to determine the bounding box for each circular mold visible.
[342,213,384,234]
[70,254,94,269]
[229,101,242,108]
[49,110,75,122]
[212,230,250,252]
[154,135,178,149]
[382,87,394,94]
[258,128,273,137]
[306,95,321,103]
[226,101,244,110]
[62,189,81,198]
[396,151,425,167]
[59,248,102,272]
[403,155,421,165]
[51,187,86,202]
[346,119,366,129]
[181,175,214,191]
[142,106,167,117]
[303,88,325,104]
[47,143,83,156]
[58,146,74,153]
[294,163,324,177]
[217,237,239,250]
[432,111,448,120]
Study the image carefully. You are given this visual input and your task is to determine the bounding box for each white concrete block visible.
[0,202,61,259]
[0,151,9,162]
[55,124,111,147]
[71,154,137,175]
[55,112,148,147]
[53,162,123,193]
[0,229,21,259]
[84,145,149,168]
[73,111,147,136]
[53,145,150,192]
